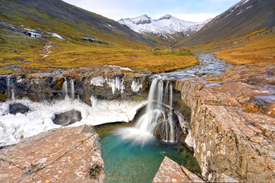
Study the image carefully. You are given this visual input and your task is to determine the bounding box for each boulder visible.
[9,103,30,115]
[0,125,105,182]
[53,110,82,126]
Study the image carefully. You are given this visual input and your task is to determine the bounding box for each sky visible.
[63,0,241,22]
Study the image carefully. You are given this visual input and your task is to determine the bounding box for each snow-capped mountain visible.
[118,14,211,35]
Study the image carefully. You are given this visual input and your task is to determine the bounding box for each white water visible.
[116,79,175,145]
[11,89,15,101]
[168,82,174,142]
[70,79,75,100]
[6,76,10,98]
[62,78,68,97]
[6,76,15,101]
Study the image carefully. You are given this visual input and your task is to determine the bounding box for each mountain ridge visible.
[174,0,275,47]
[118,14,211,35]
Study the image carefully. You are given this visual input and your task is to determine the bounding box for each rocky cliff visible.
[0,66,149,104]
[174,64,275,182]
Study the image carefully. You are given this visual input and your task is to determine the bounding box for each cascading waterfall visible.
[116,78,175,145]
[70,79,75,100]
[168,82,174,142]
[11,89,15,101]
[6,76,15,101]
[6,76,10,98]
[62,78,68,98]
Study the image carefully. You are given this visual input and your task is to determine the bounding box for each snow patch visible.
[131,80,143,92]
[118,14,211,35]
[90,76,105,86]
[52,33,63,39]
[106,77,125,94]
[0,97,147,147]
[105,65,133,71]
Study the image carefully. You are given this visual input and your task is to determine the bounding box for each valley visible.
[1,0,275,182]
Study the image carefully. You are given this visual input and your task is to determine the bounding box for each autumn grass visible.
[15,38,198,73]
[185,29,275,66]
[0,3,200,74]
[214,32,275,66]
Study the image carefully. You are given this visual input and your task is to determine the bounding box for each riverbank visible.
[0,53,229,182]
[2,53,274,182]
[175,63,275,182]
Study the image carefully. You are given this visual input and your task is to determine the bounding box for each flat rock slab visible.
[0,125,105,182]
[153,156,204,183]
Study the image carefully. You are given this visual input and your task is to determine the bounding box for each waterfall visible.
[11,89,15,101]
[62,78,68,98]
[6,76,10,98]
[169,82,174,142]
[6,76,15,100]
[70,79,75,100]
[116,78,175,145]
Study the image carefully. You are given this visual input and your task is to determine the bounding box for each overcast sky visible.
[63,0,241,22]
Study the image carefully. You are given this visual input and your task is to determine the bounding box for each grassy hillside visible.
[187,28,275,66]
[174,0,275,48]
[0,0,198,74]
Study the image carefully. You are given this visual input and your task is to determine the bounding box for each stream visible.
[0,54,230,182]
[95,54,230,182]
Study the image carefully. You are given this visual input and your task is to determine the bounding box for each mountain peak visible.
[158,14,173,20]
[118,14,210,35]
[130,14,152,25]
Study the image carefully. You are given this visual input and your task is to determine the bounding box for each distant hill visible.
[0,0,155,48]
[174,0,275,47]
[118,14,210,45]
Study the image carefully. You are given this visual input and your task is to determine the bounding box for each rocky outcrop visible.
[0,66,149,104]
[153,156,204,183]
[0,125,105,182]
[174,65,275,182]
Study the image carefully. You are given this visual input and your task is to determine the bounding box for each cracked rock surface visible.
[0,125,105,182]
[153,156,204,183]
[174,65,275,182]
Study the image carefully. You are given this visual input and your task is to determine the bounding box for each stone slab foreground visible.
[0,125,105,182]
[153,156,204,183]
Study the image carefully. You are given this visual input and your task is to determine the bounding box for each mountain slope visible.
[0,0,155,48]
[0,0,199,73]
[174,0,275,47]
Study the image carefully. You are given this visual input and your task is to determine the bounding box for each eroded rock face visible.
[153,156,204,183]
[0,125,105,182]
[175,66,275,182]
[1,67,149,104]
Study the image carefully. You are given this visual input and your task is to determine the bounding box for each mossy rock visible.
[0,94,9,102]
[52,77,64,90]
